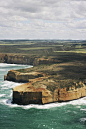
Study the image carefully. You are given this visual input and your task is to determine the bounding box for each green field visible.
[0,39,86,90]
[0,39,86,56]
[54,49,86,53]
[18,47,53,50]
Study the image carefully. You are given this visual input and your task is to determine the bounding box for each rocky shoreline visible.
[1,53,86,105]
[5,67,86,105]
[0,54,59,66]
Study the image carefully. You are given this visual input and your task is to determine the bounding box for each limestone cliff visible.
[12,83,53,105]
[3,59,86,105]
[0,54,5,63]
[33,57,60,66]
[4,54,35,65]
[12,81,86,105]
[4,70,43,82]
[0,54,60,66]
[58,86,86,102]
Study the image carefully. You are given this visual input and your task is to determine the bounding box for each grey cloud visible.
[0,0,86,39]
[0,0,86,21]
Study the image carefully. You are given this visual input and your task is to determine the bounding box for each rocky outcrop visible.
[0,54,60,66]
[33,57,60,66]
[4,67,86,105]
[0,54,5,63]
[3,54,86,105]
[4,54,36,65]
[12,83,53,105]
[12,82,86,105]
[58,86,86,102]
[4,70,43,82]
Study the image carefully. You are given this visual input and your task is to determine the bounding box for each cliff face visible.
[5,66,86,105]
[3,55,86,105]
[13,91,42,105]
[4,54,35,65]
[12,82,86,105]
[33,57,60,66]
[4,70,43,82]
[12,83,55,105]
[0,54,5,63]
[58,86,86,102]
[0,54,60,66]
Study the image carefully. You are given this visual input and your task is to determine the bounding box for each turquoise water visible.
[0,63,86,129]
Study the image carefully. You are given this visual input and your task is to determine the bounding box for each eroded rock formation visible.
[4,64,86,105]
[12,81,86,105]
[33,57,60,66]
[0,54,5,63]
[4,54,35,65]
[0,54,60,66]
[12,83,53,105]
[3,55,86,105]
[4,70,43,82]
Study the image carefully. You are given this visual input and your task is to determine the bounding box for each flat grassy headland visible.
[16,60,86,91]
[2,40,86,104]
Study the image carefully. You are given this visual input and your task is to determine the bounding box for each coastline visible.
[0,53,86,105]
[4,61,86,105]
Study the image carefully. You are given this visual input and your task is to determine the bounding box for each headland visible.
[0,40,86,105]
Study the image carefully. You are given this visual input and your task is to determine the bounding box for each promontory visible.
[5,60,86,105]
[1,40,86,105]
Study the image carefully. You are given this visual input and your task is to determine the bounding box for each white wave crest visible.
[1,80,22,89]
[80,118,86,122]
[0,69,6,71]
[1,96,86,110]
[0,63,17,67]
[0,94,6,97]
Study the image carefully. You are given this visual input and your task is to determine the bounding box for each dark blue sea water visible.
[0,63,86,129]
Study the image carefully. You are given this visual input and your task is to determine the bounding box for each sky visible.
[0,0,86,40]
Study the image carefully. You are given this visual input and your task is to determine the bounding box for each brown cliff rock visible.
[5,70,43,82]
[3,59,86,105]
[12,83,53,105]
[0,54,60,66]
[12,82,86,105]
[33,57,60,66]
[0,54,5,63]
[58,86,86,102]
[4,54,35,65]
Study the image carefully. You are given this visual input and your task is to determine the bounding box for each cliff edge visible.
[4,70,43,82]
[5,61,86,105]
[12,79,86,105]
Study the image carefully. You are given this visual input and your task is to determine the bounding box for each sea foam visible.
[0,94,6,97]
[2,96,86,110]
[0,63,86,110]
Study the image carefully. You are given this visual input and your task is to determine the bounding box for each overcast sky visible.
[0,0,86,40]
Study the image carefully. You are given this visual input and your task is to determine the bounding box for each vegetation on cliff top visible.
[16,60,86,91]
[0,40,86,92]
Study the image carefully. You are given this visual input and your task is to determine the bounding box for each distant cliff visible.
[4,54,35,65]
[0,54,60,66]
[0,54,5,63]
[3,53,86,105]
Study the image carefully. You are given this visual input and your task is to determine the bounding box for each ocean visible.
[0,63,86,129]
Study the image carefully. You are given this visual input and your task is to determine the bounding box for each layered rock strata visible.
[33,57,60,66]
[12,83,53,105]
[0,54,60,66]
[4,61,86,105]
[12,82,86,105]
[0,54,5,63]
[4,70,43,82]
[4,54,35,65]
